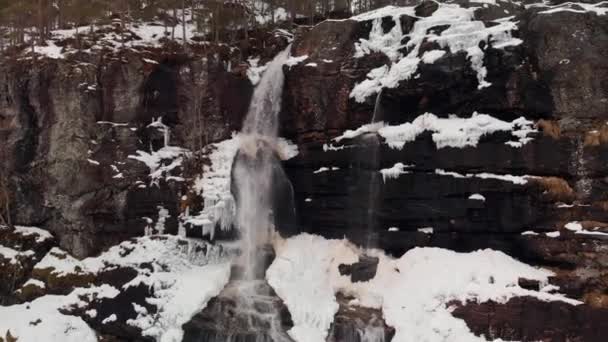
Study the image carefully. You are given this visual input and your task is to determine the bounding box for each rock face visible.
[1,0,608,341]
[0,33,287,258]
[275,1,608,340]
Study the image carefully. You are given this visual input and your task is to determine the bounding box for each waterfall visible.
[358,91,383,249]
[233,45,293,281]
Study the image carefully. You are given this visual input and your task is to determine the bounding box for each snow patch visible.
[435,169,530,185]
[421,50,447,64]
[417,227,434,234]
[380,163,413,181]
[350,3,523,102]
[0,285,119,342]
[469,193,486,201]
[564,221,608,237]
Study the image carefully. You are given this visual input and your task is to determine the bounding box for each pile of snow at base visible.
[186,134,298,239]
[267,233,580,342]
[0,285,119,342]
[332,112,536,150]
[350,3,522,102]
[33,235,231,342]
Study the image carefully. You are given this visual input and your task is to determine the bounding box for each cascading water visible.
[351,90,384,249]
[233,45,293,281]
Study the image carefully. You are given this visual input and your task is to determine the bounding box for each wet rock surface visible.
[182,281,294,342]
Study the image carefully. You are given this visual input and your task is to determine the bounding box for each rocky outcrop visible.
[274,2,608,340]
[1,0,608,341]
[0,30,288,258]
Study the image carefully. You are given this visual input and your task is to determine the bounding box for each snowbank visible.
[32,235,231,342]
[267,233,580,342]
[0,285,118,342]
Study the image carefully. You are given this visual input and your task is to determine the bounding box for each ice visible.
[379,163,413,182]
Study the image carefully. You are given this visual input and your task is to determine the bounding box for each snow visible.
[102,314,117,324]
[313,167,340,174]
[31,235,232,342]
[536,1,608,15]
[10,226,53,243]
[187,134,298,240]
[267,233,579,342]
[285,55,309,67]
[188,136,241,239]
[129,146,189,184]
[383,113,535,149]
[546,231,561,238]
[22,278,46,289]
[305,63,318,67]
[418,227,434,234]
[87,158,100,165]
[379,162,413,181]
[421,50,446,64]
[335,112,536,150]
[564,221,608,237]
[388,227,400,232]
[256,7,290,25]
[0,246,35,265]
[127,262,230,341]
[142,58,159,65]
[350,3,523,102]
[435,169,530,185]
[522,231,539,236]
[0,285,119,342]
[469,193,486,201]
[333,121,385,142]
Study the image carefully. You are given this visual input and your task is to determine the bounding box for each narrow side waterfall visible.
[354,90,384,249]
[233,46,293,281]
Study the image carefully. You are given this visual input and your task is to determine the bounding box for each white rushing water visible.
[234,45,292,281]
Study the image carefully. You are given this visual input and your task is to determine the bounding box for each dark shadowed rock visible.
[453,297,608,342]
[415,0,439,17]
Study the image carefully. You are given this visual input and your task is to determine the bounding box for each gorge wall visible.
[1,0,608,341]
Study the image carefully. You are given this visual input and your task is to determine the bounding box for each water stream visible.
[359,90,384,249]
[233,45,293,281]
